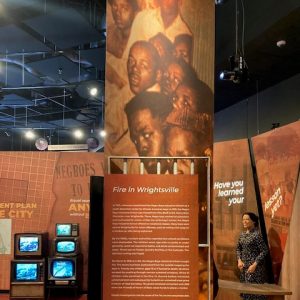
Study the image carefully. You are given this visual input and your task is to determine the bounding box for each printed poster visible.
[103,174,199,299]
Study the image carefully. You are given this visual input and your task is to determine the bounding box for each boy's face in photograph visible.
[161,62,185,96]
[127,44,158,94]
[150,37,168,59]
[129,108,166,173]
[111,0,135,30]
[166,126,200,174]
[159,0,179,16]
[172,84,198,112]
[174,41,191,64]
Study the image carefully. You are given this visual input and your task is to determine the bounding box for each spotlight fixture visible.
[220,55,248,83]
[215,0,229,4]
[99,129,107,138]
[219,70,235,81]
[73,129,84,139]
[219,0,249,84]
[276,40,286,48]
[25,130,35,140]
[89,87,98,97]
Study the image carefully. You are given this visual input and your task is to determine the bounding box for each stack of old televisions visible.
[10,232,48,299]
[47,223,83,297]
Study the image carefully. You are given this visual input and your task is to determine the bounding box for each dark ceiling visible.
[0,0,299,149]
[215,0,300,112]
[0,0,106,149]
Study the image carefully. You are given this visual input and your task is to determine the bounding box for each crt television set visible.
[47,255,83,287]
[55,223,79,237]
[10,259,46,299]
[52,237,80,257]
[14,232,48,258]
[11,259,45,283]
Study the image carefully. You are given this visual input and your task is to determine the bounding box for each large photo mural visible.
[105,0,214,175]
[105,1,214,298]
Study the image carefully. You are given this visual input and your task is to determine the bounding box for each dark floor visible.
[0,294,87,300]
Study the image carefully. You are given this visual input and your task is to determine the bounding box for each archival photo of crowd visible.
[105,0,214,175]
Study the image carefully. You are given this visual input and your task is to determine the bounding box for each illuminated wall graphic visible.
[252,120,300,283]
[0,152,104,290]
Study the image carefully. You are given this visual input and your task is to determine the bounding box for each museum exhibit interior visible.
[0,0,299,300]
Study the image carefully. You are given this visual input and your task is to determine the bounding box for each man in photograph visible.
[125,91,172,173]
[124,0,192,57]
[107,0,139,59]
[160,57,197,97]
[127,40,162,94]
[171,79,213,115]
[165,125,206,174]
[173,33,193,64]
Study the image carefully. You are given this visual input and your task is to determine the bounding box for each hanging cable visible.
[235,0,238,57]
[256,80,260,134]
[240,0,245,56]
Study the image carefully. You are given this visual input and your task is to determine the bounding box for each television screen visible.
[14,233,48,258]
[52,260,74,278]
[16,263,38,281]
[56,224,71,236]
[57,241,76,253]
[19,237,39,252]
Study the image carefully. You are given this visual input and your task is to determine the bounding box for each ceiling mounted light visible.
[219,71,235,81]
[25,130,35,140]
[220,55,248,84]
[219,0,249,84]
[276,40,286,48]
[99,130,107,138]
[74,129,84,139]
[89,87,98,97]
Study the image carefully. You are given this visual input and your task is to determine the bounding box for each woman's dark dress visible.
[236,228,269,300]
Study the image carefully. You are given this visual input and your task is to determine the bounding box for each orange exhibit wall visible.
[0,152,104,290]
[213,139,258,300]
[252,120,300,288]
[213,121,300,299]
